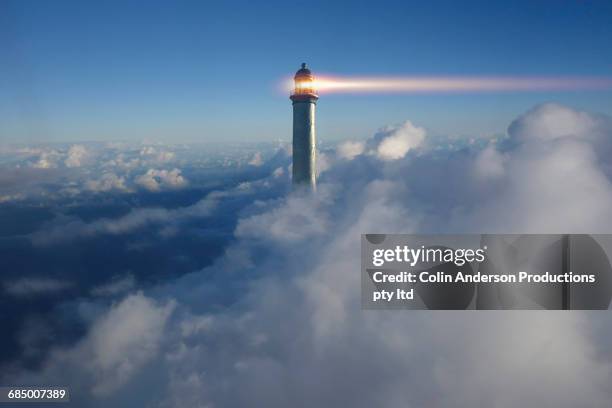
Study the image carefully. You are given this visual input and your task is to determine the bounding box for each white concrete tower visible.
[290,63,318,190]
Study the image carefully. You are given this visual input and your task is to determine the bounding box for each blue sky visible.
[1,0,611,143]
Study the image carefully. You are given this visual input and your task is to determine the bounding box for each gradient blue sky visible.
[1,0,611,143]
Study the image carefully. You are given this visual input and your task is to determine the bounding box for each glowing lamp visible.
[292,63,317,96]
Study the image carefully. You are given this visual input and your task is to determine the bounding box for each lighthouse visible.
[290,63,318,190]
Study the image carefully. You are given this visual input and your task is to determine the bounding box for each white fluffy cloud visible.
[140,146,176,163]
[32,150,61,169]
[84,293,174,395]
[25,293,176,397]
[337,140,365,160]
[374,120,425,160]
[9,103,612,407]
[458,103,612,233]
[509,103,603,142]
[85,172,130,193]
[135,168,188,192]
[26,144,90,170]
[65,145,90,168]
[235,189,331,243]
[473,144,506,180]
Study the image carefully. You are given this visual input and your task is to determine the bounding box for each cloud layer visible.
[3,103,612,407]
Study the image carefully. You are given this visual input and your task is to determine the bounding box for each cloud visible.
[65,145,90,168]
[473,143,506,180]
[90,274,136,297]
[32,150,61,169]
[29,189,230,245]
[105,153,141,170]
[272,167,285,178]
[140,146,157,156]
[156,151,176,162]
[456,104,612,233]
[235,189,330,243]
[373,120,425,160]
[3,277,73,296]
[316,151,332,176]
[24,144,90,170]
[6,104,612,407]
[0,193,25,203]
[85,172,130,193]
[1,142,287,204]
[84,293,174,395]
[248,152,264,166]
[508,103,604,142]
[160,103,612,406]
[31,293,176,397]
[135,168,188,192]
[337,140,365,160]
[140,146,176,163]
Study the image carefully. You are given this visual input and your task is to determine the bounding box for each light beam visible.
[284,75,612,94]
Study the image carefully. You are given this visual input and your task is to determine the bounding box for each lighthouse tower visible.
[290,63,318,190]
